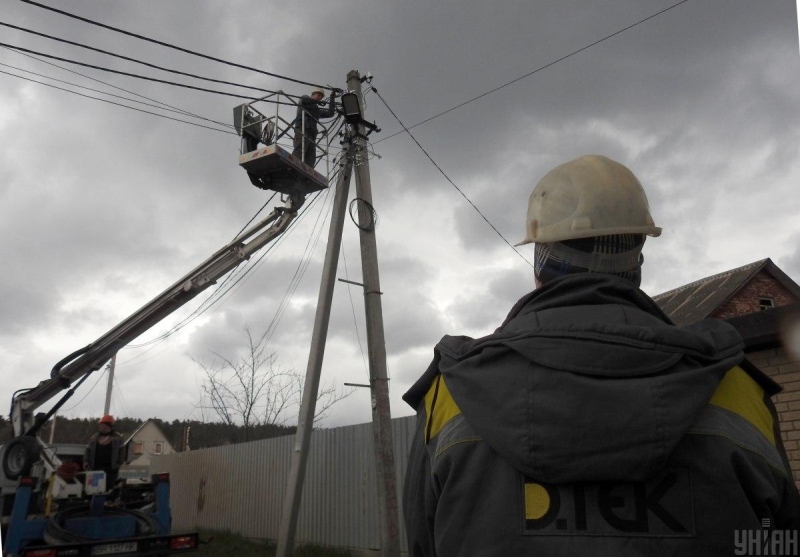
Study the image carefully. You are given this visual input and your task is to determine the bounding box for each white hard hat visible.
[311,87,325,96]
[516,155,662,246]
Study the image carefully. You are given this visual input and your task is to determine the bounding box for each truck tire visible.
[2,436,41,479]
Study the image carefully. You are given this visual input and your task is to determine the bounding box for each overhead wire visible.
[60,368,107,413]
[373,0,690,144]
[0,60,234,130]
[118,188,331,364]
[130,169,336,350]
[341,245,369,376]
[1,45,237,130]
[0,21,301,99]
[18,0,330,90]
[255,185,336,349]
[0,68,238,135]
[0,42,295,104]
[373,88,535,269]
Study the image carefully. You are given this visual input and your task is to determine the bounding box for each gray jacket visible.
[403,273,800,556]
[84,431,126,471]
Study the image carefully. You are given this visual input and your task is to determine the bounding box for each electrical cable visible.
[0,60,234,129]
[112,375,134,418]
[18,0,330,90]
[118,188,329,363]
[341,245,368,376]
[0,42,295,104]
[255,186,335,349]
[232,193,277,240]
[373,0,689,144]
[60,368,107,413]
[349,198,377,232]
[0,68,238,135]
[373,88,535,269]
[2,45,237,130]
[0,21,302,99]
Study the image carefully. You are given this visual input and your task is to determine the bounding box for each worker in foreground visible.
[402,155,800,556]
[292,86,336,167]
[83,414,127,488]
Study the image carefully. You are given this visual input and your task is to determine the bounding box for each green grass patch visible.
[195,530,353,557]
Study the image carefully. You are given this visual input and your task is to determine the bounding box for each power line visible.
[0,68,238,135]
[61,368,107,413]
[374,0,689,144]
[120,188,330,359]
[18,0,331,90]
[0,60,234,129]
[0,42,295,104]
[373,88,534,269]
[341,244,368,376]
[2,45,237,130]
[0,21,301,99]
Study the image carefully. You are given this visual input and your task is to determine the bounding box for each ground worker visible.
[292,87,336,167]
[83,414,127,488]
[402,155,800,556]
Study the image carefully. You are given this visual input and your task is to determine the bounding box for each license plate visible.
[91,541,138,555]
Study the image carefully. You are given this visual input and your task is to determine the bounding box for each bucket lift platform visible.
[239,144,328,196]
[234,96,331,196]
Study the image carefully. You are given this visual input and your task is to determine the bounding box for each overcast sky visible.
[1,0,799,431]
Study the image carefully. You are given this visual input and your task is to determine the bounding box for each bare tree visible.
[191,325,352,441]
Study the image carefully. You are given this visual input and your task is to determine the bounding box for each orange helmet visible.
[99,414,115,425]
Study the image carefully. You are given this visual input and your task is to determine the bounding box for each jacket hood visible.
[404,273,745,483]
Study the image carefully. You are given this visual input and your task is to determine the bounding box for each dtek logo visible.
[522,468,694,537]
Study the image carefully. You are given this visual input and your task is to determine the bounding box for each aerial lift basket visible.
[234,93,331,196]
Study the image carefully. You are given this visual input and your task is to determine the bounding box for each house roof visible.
[124,418,168,446]
[724,302,800,351]
[652,258,800,327]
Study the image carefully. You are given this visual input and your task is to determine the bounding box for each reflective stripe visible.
[424,375,462,442]
[709,365,774,444]
[688,405,785,473]
[434,414,482,458]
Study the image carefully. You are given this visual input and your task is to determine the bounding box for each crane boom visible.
[10,193,305,437]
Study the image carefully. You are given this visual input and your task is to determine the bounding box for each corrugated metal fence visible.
[151,416,416,552]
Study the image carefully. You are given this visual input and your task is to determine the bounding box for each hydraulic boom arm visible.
[10,193,305,438]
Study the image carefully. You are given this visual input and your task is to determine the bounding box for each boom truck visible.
[1,92,335,556]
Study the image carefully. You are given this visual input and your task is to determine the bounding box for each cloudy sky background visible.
[1,0,799,430]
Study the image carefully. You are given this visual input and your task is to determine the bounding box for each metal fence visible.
[150,415,416,552]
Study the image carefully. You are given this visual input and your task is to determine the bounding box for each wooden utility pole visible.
[276,148,355,557]
[348,69,401,557]
[103,353,116,416]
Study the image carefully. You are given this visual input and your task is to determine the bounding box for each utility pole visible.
[48,413,57,444]
[103,353,116,416]
[348,69,401,557]
[276,147,355,557]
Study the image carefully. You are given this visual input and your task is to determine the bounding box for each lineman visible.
[84,414,127,488]
[292,86,336,167]
[402,155,800,556]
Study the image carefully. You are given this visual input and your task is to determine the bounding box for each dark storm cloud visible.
[2,0,798,425]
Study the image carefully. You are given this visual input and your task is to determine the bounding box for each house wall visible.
[712,272,798,320]
[748,346,800,490]
[126,421,175,468]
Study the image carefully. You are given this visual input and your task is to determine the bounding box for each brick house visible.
[652,258,800,487]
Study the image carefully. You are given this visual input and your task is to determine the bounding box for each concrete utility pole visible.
[276,148,355,557]
[103,353,116,416]
[348,69,401,557]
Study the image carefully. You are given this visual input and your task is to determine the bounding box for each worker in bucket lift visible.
[402,155,800,556]
[292,86,336,167]
[83,414,127,488]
